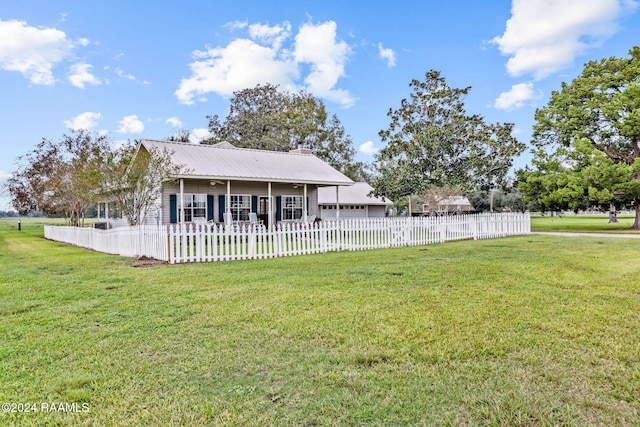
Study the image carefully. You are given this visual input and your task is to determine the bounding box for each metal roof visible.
[140,139,354,186]
[317,182,393,205]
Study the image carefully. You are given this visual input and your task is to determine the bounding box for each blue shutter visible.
[276,196,282,222]
[306,196,310,216]
[218,195,225,222]
[169,194,177,224]
[207,195,214,221]
[251,195,258,213]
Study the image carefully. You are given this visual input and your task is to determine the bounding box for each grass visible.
[531,213,640,234]
[1,218,639,425]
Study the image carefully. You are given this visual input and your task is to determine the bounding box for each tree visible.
[371,71,525,202]
[532,46,640,228]
[100,142,186,226]
[167,129,192,143]
[203,83,368,181]
[517,140,640,220]
[7,130,110,226]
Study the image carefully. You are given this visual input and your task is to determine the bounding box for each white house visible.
[137,139,355,227]
[423,196,473,215]
[317,182,393,219]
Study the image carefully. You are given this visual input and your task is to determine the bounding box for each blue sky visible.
[1,0,639,210]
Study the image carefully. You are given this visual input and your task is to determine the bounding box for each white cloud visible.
[0,19,74,85]
[64,112,102,130]
[494,82,539,111]
[115,67,136,80]
[176,20,355,107]
[491,0,638,79]
[190,128,212,143]
[378,43,396,67]
[293,21,355,107]
[166,116,183,127]
[359,140,380,156]
[248,21,291,49]
[68,63,101,88]
[117,115,144,134]
[175,38,298,104]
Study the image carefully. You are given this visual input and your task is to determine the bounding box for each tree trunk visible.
[608,202,618,223]
[633,199,640,230]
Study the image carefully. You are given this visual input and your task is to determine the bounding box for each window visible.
[230,195,251,221]
[180,194,206,222]
[282,196,303,220]
[98,202,122,219]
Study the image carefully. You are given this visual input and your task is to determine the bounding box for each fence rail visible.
[45,213,530,264]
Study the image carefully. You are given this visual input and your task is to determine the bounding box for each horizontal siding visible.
[161,180,319,225]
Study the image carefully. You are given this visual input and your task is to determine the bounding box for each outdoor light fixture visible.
[209,180,224,186]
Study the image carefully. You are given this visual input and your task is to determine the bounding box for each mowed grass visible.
[532,214,640,234]
[1,218,639,426]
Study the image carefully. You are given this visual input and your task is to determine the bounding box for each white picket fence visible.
[44,225,169,260]
[44,213,530,264]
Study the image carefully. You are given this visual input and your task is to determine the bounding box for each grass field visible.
[531,213,640,234]
[1,218,639,426]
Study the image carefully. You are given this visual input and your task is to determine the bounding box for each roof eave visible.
[169,174,355,186]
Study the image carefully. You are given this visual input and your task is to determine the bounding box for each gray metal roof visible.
[140,139,354,186]
[317,182,393,205]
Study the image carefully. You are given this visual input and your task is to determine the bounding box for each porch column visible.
[303,184,308,223]
[335,186,340,221]
[179,178,185,224]
[226,180,231,223]
[105,203,110,228]
[268,182,272,230]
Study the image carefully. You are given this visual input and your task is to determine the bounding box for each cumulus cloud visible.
[359,140,380,156]
[117,115,144,134]
[378,43,396,67]
[64,112,102,130]
[176,20,355,107]
[491,0,638,79]
[166,116,183,127]
[248,21,291,49]
[494,82,540,111]
[190,128,212,143]
[68,63,101,88]
[0,19,74,85]
[175,38,298,104]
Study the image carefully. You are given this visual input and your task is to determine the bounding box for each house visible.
[423,196,472,215]
[317,182,393,219]
[138,139,354,227]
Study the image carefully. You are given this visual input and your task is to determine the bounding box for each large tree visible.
[203,83,369,181]
[371,71,525,202]
[100,142,185,226]
[7,130,110,226]
[532,46,640,228]
[517,140,640,221]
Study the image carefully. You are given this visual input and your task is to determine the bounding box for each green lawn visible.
[532,213,640,234]
[1,218,639,426]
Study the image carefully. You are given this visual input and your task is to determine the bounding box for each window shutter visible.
[169,194,177,224]
[276,196,282,222]
[218,195,225,222]
[251,195,258,213]
[306,196,310,215]
[207,195,214,221]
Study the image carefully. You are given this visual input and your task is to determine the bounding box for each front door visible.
[258,196,271,225]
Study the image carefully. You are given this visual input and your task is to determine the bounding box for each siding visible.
[161,180,319,225]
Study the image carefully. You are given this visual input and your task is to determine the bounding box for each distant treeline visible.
[0,211,20,217]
